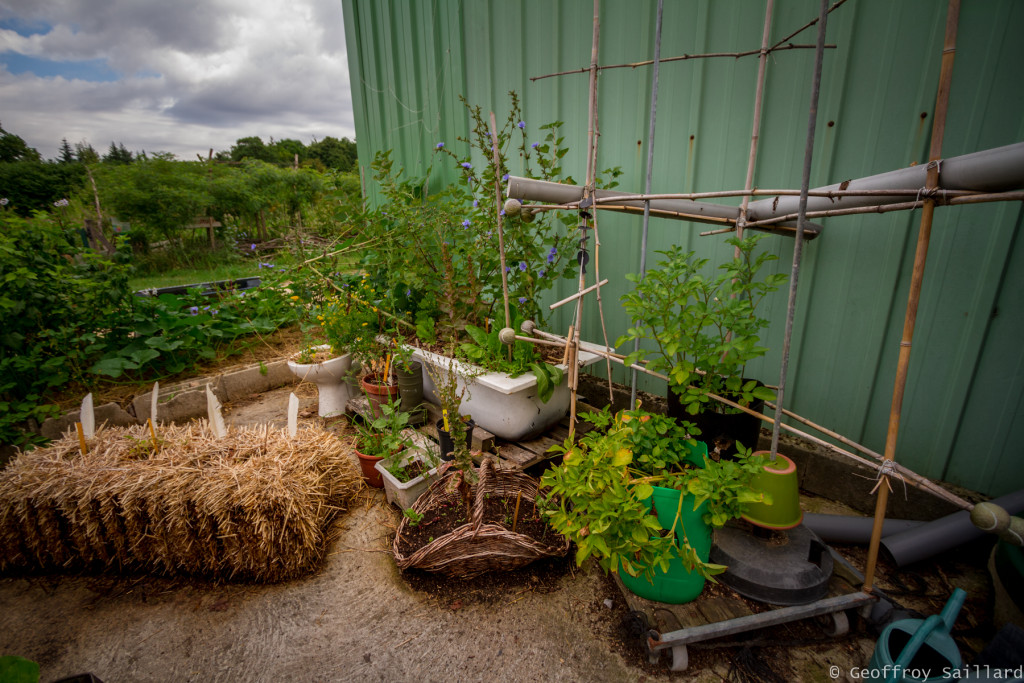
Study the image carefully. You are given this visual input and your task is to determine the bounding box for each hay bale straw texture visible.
[0,421,363,582]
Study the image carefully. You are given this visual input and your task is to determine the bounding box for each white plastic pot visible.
[409,346,600,441]
[286,345,355,417]
[375,452,442,510]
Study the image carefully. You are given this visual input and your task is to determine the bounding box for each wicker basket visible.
[393,457,569,578]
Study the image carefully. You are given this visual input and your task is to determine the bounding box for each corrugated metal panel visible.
[341,0,1024,497]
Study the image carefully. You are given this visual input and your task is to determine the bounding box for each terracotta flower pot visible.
[361,372,399,418]
[356,443,404,489]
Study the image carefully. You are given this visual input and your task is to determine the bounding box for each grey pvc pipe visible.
[881,488,1024,567]
[506,141,1024,237]
[803,513,925,544]
[506,176,822,237]
[746,140,1024,219]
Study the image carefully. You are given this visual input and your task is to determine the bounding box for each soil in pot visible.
[387,459,427,484]
[667,383,764,460]
[436,418,475,461]
[395,499,470,557]
[361,372,399,418]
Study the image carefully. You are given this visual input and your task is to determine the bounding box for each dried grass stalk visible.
[0,421,363,582]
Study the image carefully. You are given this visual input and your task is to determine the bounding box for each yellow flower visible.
[361,322,368,326]
[290,295,299,301]
[371,307,378,313]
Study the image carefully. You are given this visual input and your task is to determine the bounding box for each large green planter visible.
[620,441,712,605]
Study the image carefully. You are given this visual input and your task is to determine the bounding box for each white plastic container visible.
[375,451,443,510]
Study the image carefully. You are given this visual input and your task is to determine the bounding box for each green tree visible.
[74,141,100,165]
[103,141,133,165]
[229,136,274,163]
[308,136,357,172]
[0,123,41,163]
[58,138,75,164]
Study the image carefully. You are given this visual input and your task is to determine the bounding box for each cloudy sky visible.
[0,0,355,161]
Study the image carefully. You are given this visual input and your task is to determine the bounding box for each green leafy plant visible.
[539,405,768,581]
[403,508,424,527]
[617,234,786,416]
[352,398,412,458]
[459,313,563,403]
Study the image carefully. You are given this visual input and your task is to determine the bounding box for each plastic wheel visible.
[670,644,689,672]
[816,610,850,637]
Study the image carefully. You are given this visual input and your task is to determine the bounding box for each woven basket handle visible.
[470,456,497,534]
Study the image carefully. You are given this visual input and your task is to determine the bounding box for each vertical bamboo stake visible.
[75,422,88,455]
[147,418,160,453]
[863,0,960,593]
[630,0,664,407]
[512,490,523,533]
[489,111,513,360]
[736,0,774,243]
[571,0,601,441]
[769,0,828,464]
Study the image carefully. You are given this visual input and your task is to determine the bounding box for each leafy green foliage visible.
[352,399,413,457]
[458,311,564,403]
[0,210,302,446]
[539,406,767,580]
[617,234,786,416]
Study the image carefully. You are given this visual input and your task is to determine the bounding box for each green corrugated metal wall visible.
[341,0,1024,497]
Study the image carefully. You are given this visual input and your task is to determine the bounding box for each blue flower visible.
[500,209,506,216]
[547,247,557,264]
[461,162,472,170]
[189,306,199,316]
[502,173,509,181]
[531,142,539,149]
[462,219,471,229]
[472,199,479,208]
[250,243,256,250]
[518,297,527,304]
[517,121,525,129]
[519,261,527,272]
[506,266,511,273]
[406,289,412,297]
[437,142,444,149]
[539,269,546,278]
[259,262,275,269]
[211,309,219,316]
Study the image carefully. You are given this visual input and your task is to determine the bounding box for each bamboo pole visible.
[770,0,828,464]
[630,0,664,408]
[863,0,961,594]
[569,0,600,442]
[548,279,609,311]
[737,0,774,244]
[489,111,513,346]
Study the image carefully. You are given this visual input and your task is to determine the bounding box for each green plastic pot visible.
[741,451,803,530]
[620,440,712,605]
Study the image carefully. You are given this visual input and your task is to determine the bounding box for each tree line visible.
[0,122,358,216]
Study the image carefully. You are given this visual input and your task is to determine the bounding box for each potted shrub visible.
[617,234,786,458]
[351,399,413,488]
[540,405,769,604]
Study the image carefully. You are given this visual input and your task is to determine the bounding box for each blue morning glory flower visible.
[250,243,256,250]
[461,162,472,169]
[406,289,412,297]
[547,247,557,264]
[462,219,471,229]
[518,297,527,303]
[517,121,525,129]
[473,199,479,208]
[531,142,539,149]
[519,261,527,272]
[499,210,506,216]
[539,269,546,278]
[189,306,199,315]
[502,173,509,181]
[437,142,444,149]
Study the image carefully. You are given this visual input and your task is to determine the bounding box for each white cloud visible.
[0,0,354,159]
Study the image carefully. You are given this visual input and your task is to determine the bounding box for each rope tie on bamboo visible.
[857,459,908,500]
[914,159,944,205]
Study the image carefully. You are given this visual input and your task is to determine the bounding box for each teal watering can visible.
[867,587,966,682]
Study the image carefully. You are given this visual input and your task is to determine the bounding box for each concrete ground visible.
[0,386,999,683]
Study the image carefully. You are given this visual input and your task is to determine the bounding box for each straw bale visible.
[0,421,363,582]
